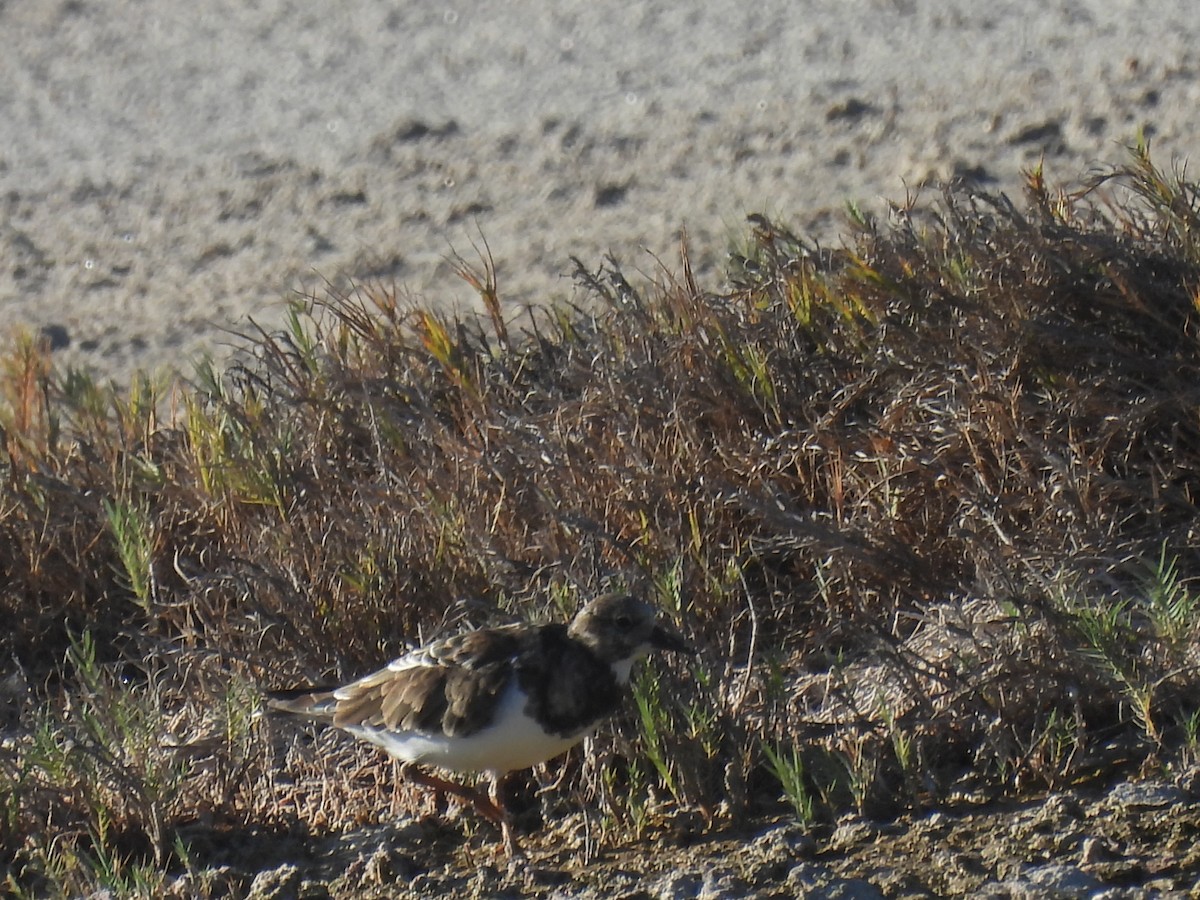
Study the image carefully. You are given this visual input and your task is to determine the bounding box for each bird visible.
[267,592,693,856]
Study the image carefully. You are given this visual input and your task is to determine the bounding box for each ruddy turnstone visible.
[268,592,693,856]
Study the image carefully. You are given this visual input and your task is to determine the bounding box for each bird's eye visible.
[614,614,634,628]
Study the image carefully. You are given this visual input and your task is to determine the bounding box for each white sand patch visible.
[1,0,1197,382]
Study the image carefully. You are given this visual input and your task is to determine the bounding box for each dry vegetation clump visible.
[3,146,1200,894]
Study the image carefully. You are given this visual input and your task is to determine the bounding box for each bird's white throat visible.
[611,643,652,685]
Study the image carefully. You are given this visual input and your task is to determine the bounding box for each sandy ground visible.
[2,0,1199,384]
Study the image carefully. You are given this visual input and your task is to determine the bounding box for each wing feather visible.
[325,625,526,737]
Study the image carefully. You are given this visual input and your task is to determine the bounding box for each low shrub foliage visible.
[3,146,1200,892]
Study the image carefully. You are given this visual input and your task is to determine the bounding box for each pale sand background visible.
[2,0,1198,383]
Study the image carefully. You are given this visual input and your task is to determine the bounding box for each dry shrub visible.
[3,146,1200,888]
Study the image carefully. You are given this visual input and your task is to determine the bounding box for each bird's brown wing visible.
[328,625,526,737]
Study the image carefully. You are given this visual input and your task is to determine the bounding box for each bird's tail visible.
[264,687,339,721]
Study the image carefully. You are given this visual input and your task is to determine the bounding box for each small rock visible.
[1034,792,1082,826]
[650,866,746,900]
[1007,120,1062,146]
[698,868,747,900]
[389,118,459,143]
[787,862,836,890]
[594,183,630,208]
[745,823,816,884]
[829,816,877,850]
[825,97,875,121]
[749,822,816,861]
[653,871,702,900]
[1105,781,1185,809]
[1009,863,1103,898]
[951,161,994,183]
[529,866,573,889]
[1173,765,1200,797]
[826,880,887,900]
[38,324,70,350]
[1079,836,1108,865]
[787,863,885,899]
[248,863,301,900]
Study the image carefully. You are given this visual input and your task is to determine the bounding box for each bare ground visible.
[156,766,1200,898]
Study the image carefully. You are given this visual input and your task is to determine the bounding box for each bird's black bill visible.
[651,623,695,655]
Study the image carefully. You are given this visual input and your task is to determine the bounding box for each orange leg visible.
[488,772,521,860]
[401,764,521,858]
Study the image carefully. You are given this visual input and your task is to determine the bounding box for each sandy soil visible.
[166,771,1200,897]
[2,0,1199,384]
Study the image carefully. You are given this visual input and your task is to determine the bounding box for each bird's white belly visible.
[346,680,589,774]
